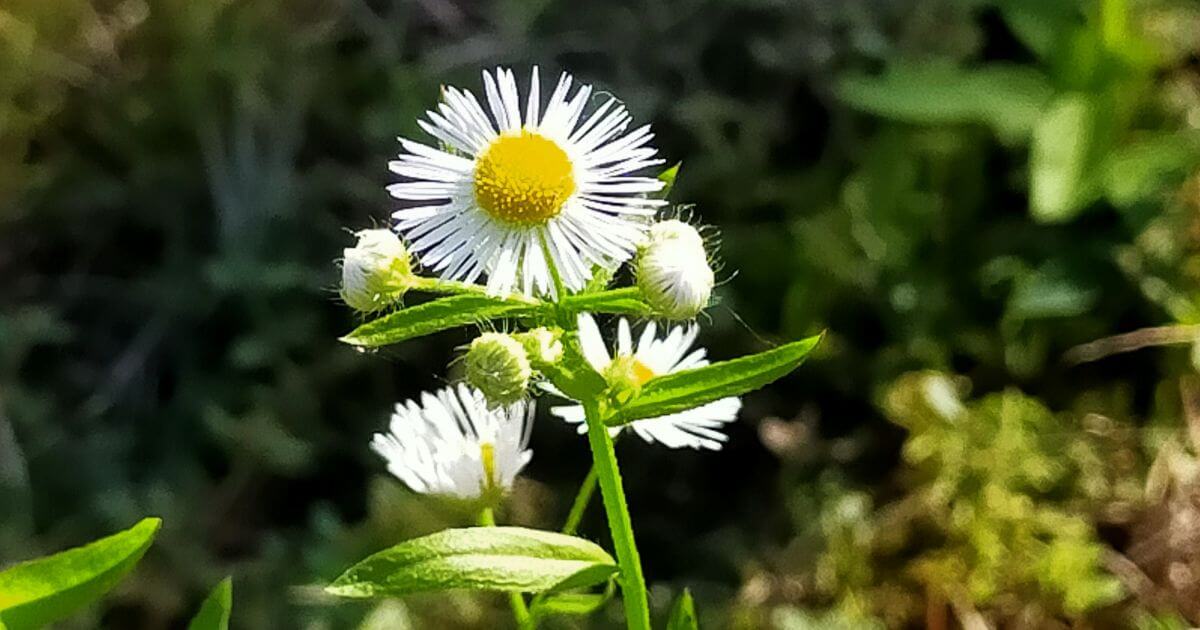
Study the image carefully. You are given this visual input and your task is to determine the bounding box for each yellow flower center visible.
[474,130,575,225]
[480,442,497,492]
[630,358,656,386]
[607,356,658,389]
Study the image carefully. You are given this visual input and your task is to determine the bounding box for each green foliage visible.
[0,518,160,629]
[611,334,822,424]
[326,527,617,598]
[187,578,232,630]
[666,588,698,630]
[341,295,538,347]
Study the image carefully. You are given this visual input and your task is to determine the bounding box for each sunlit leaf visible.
[187,577,232,630]
[340,295,538,347]
[0,517,161,629]
[1030,94,1100,222]
[614,334,822,424]
[326,527,617,598]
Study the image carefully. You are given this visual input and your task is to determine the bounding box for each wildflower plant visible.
[327,67,821,629]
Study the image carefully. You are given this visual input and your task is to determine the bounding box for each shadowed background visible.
[4,0,1200,627]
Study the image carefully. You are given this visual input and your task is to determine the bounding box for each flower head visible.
[388,67,666,297]
[371,384,533,500]
[636,220,714,320]
[515,327,564,368]
[549,314,741,450]
[340,229,413,313]
[465,332,533,405]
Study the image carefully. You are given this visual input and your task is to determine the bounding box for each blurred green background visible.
[5,0,1200,627]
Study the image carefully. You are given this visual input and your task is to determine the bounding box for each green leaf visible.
[837,62,1055,143]
[187,577,232,630]
[560,288,652,317]
[326,527,617,598]
[0,517,161,629]
[340,295,538,347]
[1101,132,1200,207]
[666,588,698,630]
[533,592,608,617]
[1030,93,1100,223]
[656,162,682,199]
[614,334,822,424]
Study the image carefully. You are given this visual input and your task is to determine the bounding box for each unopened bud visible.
[340,229,412,313]
[465,333,532,405]
[515,327,564,368]
[636,220,714,320]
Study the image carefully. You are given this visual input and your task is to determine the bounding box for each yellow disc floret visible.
[474,130,575,225]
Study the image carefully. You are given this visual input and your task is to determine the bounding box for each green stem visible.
[478,507,534,629]
[582,400,651,630]
[562,465,599,536]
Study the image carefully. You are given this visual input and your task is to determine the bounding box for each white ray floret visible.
[548,314,741,450]
[371,384,534,499]
[389,67,666,297]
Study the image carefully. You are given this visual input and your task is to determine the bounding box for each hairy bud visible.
[340,229,413,313]
[636,220,714,320]
[465,333,532,405]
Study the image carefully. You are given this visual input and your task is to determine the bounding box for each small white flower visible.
[636,220,714,320]
[548,314,741,450]
[388,67,666,297]
[371,384,534,499]
[340,229,413,312]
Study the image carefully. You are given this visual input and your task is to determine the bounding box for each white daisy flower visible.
[549,314,741,450]
[388,67,666,297]
[371,384,534,499]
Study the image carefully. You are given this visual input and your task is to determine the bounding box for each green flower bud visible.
[465,333,532,406]
[515,327,564,368]
[340,229,413,313]
[636,220,714,320]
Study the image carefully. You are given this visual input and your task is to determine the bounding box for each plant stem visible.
[582,400,651,630]
[562,465,599,536]
[478,507,534,629]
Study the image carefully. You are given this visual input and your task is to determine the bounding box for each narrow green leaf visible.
[560,288,652,317]
[1030,94,1100,223]
[326,527,617,598]
[838,63,1054,143]
[187,577,232,630]
[656,162,682,199]
[666,588,698,630]
[614,334,822,424]
[1101,132,1200,207]
[533,592,608,617]
[0,517,161,629]
[340,295,538,347]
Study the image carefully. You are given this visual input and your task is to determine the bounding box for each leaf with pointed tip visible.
[0,518,161,630]
[340,295,538,347]
[667,589,698,630]
[656,163,682,199]
[613,334,822,424]
[187,577,232,630]
[325,527,617,598]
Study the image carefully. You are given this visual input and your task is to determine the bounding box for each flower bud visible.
[515,327,564,368]
[465,333,532,405]
[636,220,714,320]
[340,229,412,313]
